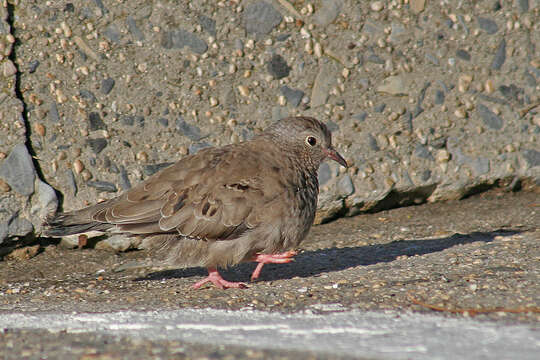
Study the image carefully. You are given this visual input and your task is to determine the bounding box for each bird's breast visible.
[278,171,318,249]
[298,174,318,220]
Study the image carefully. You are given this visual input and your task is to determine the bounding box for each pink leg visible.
[250,250,297,281]
[192,267,248,290]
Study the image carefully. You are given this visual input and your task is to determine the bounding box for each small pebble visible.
[456,49,471,61]
[87,180,118,193]
[2,60,17,77]
[371,1,384,12]
[454,108,467,118]
[238,85,250,97]
[73,160,84,174]
[267,55,290,79]
[101,78,115,95]
[57,151,67,161]
[81,169,92,181]
[477,103,503,130]
[28,60,40,73]
[485,79,495,93]
[435,149,451,163]
[0,179,11,192]
[314,42,322,58]
[458,74,473,92]
[33,123,45,137]
[86,138,108,154]
[477,17,498,34]
[491,38,506,70]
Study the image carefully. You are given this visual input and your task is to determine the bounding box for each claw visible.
[250,250,297,281]
[192,267,248,289]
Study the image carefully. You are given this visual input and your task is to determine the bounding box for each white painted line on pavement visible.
[0,309,538,360]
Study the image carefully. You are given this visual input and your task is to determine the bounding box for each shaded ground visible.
[1,190,538,321]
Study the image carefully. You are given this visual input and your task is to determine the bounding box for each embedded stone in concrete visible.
[0,144,36,197]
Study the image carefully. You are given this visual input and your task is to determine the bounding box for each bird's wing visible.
[92,144,285,240]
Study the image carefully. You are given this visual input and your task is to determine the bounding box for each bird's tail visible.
[42,203,113,237]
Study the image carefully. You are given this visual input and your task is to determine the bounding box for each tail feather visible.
[42,203,114,237]
[42,218,113,237]
[41,197,118,237]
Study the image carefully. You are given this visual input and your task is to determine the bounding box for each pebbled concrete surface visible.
[1,0,539,249]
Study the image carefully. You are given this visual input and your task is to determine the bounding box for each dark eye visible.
[306,136,317,146]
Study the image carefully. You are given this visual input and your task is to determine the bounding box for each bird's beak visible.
[324,147,348,168]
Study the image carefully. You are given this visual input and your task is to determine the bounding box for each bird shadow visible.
[135,229,522,284]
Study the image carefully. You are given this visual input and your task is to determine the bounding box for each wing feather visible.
[91,144,279,240]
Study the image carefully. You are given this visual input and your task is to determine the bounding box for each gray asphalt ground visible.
[1,308,539,360]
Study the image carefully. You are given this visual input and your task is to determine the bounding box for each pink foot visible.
[192,267,248,289]
[250,250,297,281]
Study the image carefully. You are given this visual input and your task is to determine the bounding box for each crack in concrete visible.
[5,3,62,224]
[5,3,44,180]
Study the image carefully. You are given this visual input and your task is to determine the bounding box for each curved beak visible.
[324,147,348,168]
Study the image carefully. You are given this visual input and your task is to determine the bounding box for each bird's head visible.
[263,117,348,169]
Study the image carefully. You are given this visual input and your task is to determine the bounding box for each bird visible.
[43,116,347,289]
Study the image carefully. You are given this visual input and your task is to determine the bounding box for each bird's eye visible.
[306,136,317,146]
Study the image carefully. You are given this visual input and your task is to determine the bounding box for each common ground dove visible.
[43,117,347,289]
